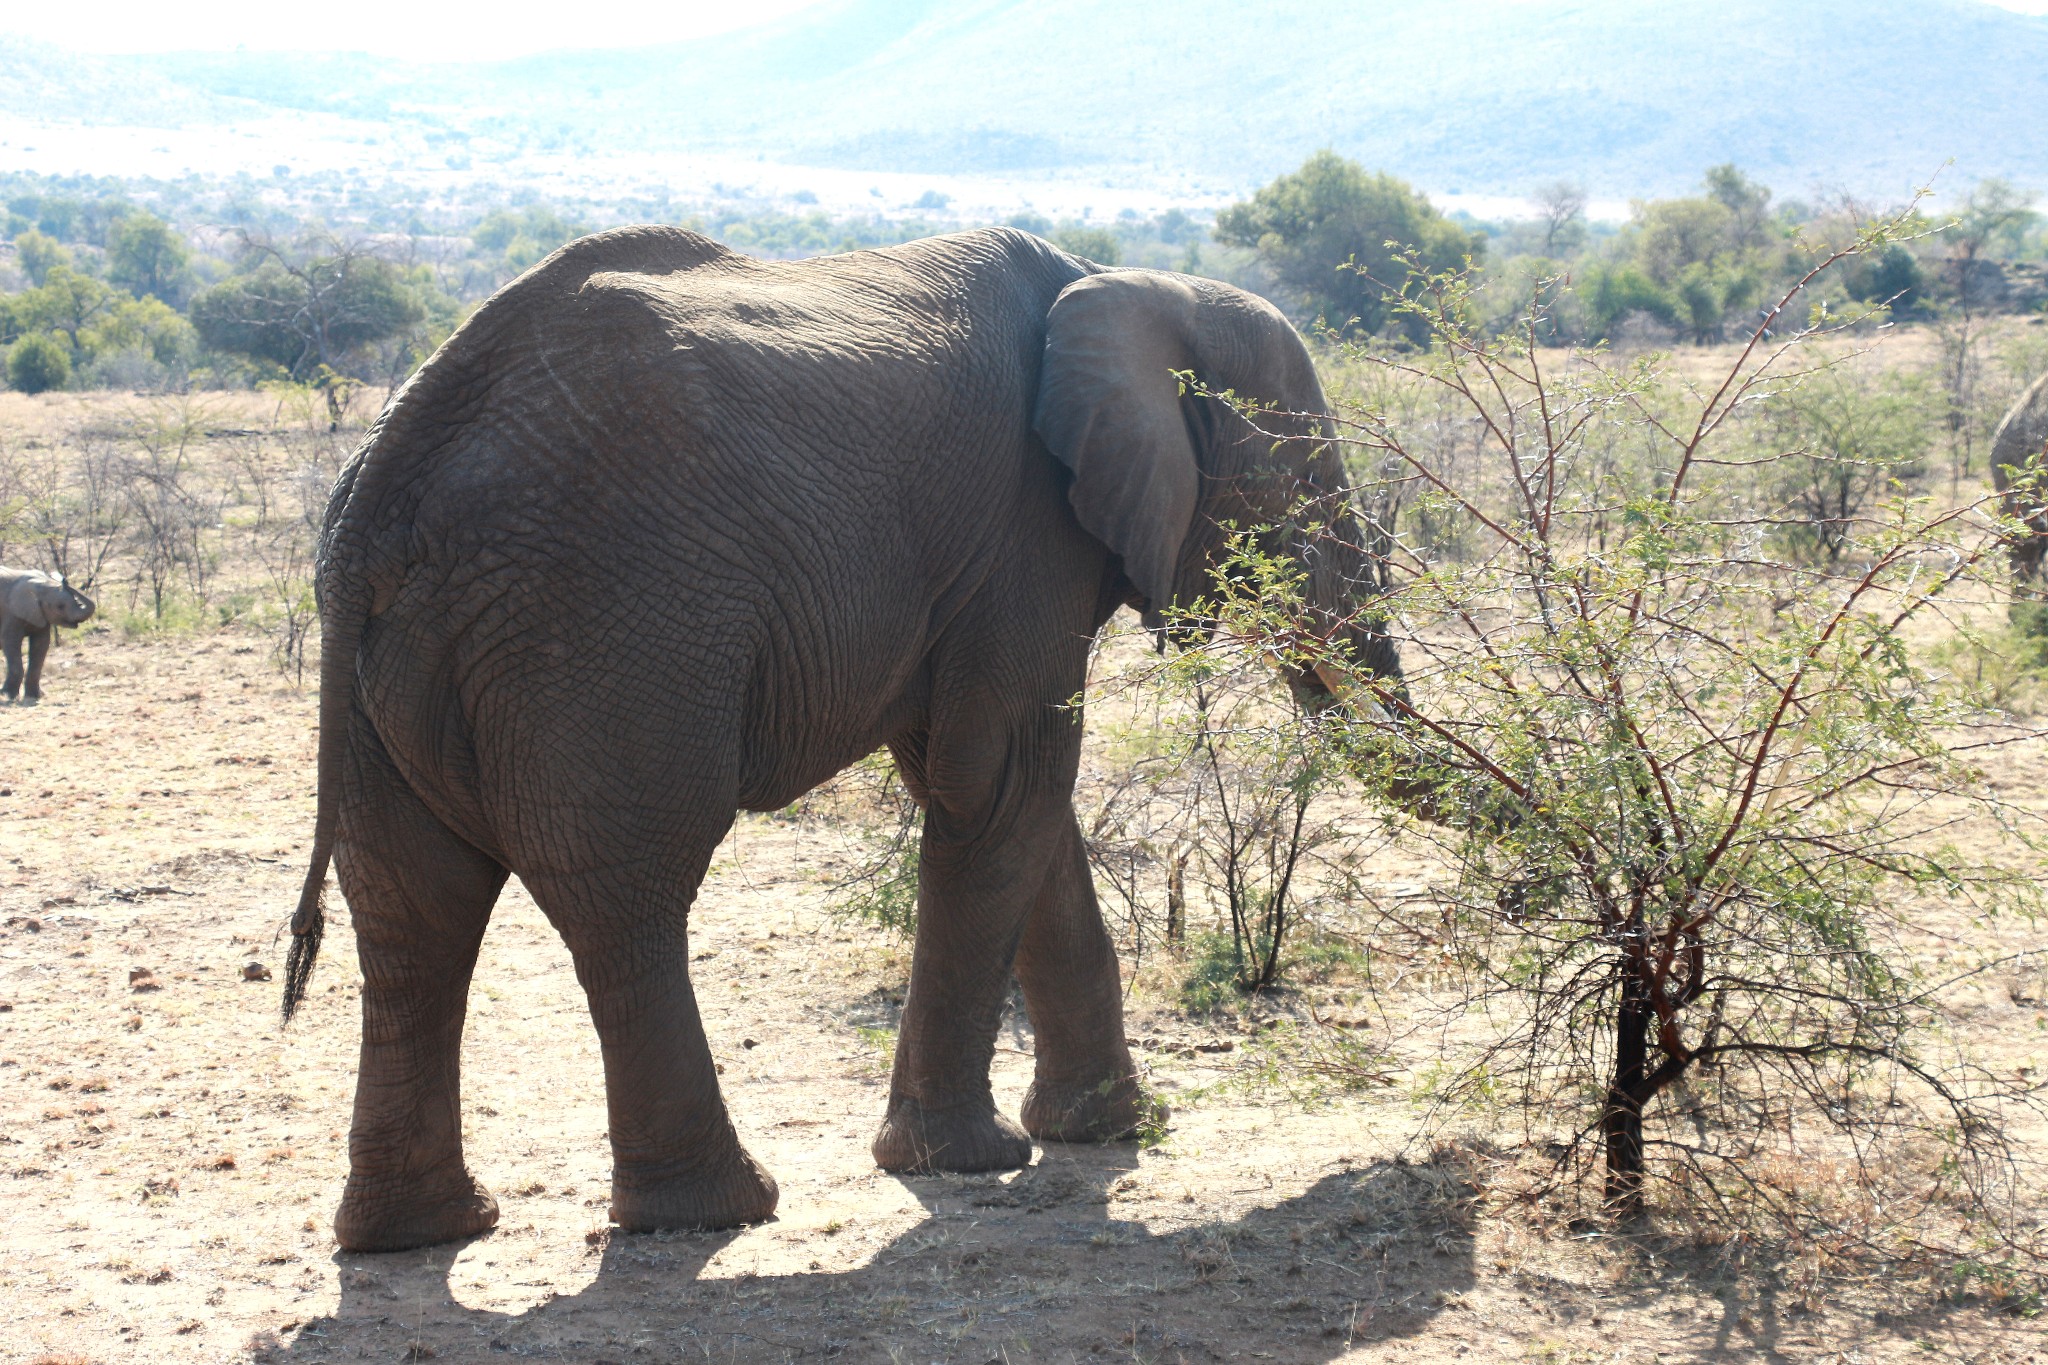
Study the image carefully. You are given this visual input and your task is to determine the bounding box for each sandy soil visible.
[3,626,2046,1365]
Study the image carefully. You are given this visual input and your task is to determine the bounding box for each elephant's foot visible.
[1022,1071,1165,1143]
[610,1146,779,1232]
[872,1096,1034,1173]
[334,1170,498,1252]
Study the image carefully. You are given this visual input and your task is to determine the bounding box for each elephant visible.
[1992,372,2048,586]
[2,566,95,703]
[282,225,1406,1253]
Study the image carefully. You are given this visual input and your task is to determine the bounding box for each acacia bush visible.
[1761,362,1934,562]
[7,332,70,393]
[1150,205,2047,1267]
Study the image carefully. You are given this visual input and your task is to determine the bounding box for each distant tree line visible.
[0,163,2041,395]
[1215,152,2043,349]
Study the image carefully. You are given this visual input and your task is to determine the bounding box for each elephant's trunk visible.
[1286,498,1403,702]
[1279,502,1496,828]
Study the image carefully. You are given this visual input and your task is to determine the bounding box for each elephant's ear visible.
[1033,272,1209,621]
[9,581,48,630]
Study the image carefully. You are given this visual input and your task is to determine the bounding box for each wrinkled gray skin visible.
[1,567,95,703]
[285,227,1404,1253]
[1993,372,2048,584]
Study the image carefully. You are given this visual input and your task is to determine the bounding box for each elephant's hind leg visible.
[1,619,24,702]
[523,848,779,1234]
[332,714,508,1253]
[1015,812,1159,1143]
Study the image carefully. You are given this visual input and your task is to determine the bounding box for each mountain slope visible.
[7,0,2045,196]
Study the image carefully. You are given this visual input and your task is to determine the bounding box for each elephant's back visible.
[357,226,1081,591]
[362,224,1076,513]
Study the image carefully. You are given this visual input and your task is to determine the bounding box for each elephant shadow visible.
[258,1146,1478,1363]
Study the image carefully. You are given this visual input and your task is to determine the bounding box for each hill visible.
[6,0,2046,200]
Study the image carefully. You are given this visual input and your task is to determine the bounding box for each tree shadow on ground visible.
[254,1143,1479,1364]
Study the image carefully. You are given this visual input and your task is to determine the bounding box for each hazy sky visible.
[4,0,2045,59]
[2,0,820,59]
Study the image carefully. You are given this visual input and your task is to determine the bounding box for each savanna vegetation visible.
[3,154,2041,404]
[6,153,2048,1354]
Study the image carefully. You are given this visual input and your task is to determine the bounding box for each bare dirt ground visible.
[5,630,2048,1365]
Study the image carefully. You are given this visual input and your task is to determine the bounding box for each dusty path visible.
[4,632,2045,1363]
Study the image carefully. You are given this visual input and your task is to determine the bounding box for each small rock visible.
[129,967,156,989]
[242,961,272,982]
[742,1038,759,1049]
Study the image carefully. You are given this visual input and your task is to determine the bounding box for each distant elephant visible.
[1,567,95,703]
[1992,372,2048,585]
[283,226,1405,1253]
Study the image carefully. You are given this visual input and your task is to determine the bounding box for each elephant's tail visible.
[282,569,367,1023]
[281,427,388,1023]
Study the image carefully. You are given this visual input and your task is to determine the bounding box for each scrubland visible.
[6,314,2048,1364]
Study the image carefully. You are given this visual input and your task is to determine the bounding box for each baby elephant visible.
[2,567,95,704]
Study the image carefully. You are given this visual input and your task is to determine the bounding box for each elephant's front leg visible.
[23,626,50,702]
[1015,812,1159,1143]
[872,721,1077,1174]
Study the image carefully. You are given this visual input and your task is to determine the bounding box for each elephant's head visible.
[1033,270,1400,703]
[11,573,96,630]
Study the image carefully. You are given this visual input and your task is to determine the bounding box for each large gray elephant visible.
[2,566,95,703]
[1993,372,2048,584]
[284,226,1404,1253]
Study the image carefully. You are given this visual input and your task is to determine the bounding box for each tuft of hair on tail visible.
[281,862,328,1022]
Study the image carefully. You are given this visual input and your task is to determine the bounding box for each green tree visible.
[1053,225,1121,265]
[191,236,428,378]
[15,196,83,242]
[84,295,197,372]
[470,205,586,274]
[1857,243,1925,313]
[7,333,71,393]
[105,212,190,303]
[1531,180,1588,257]
[1580,261,1678,336]
[1602,170,1782,342]
[1154,208,1200,245]
[4,267,118,360]
[14,230,72,287]
[1704,163,1773,250]
[1631,197,1731,284]
[1214,151,1482,340]
[1954,178,2038,261]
